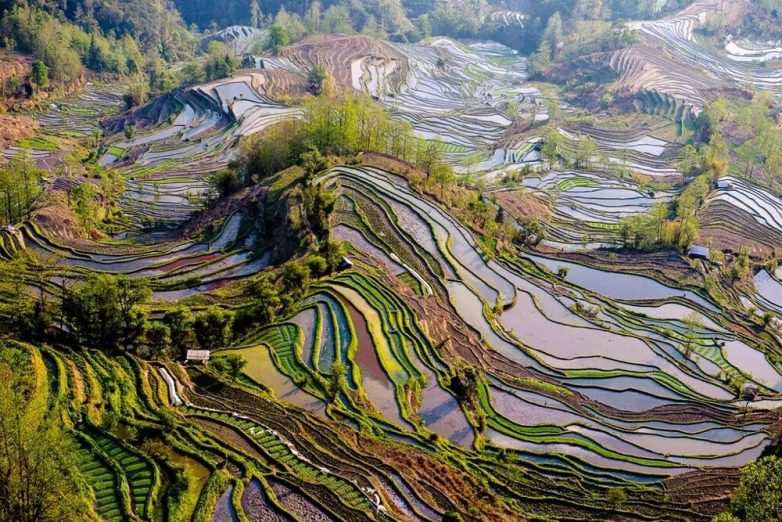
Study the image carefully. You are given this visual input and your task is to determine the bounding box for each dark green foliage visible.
[0,154,44,226]
[210,354,247,381]
[307,64,328,95]
[163,307,196,358]
[203,41,240,81]
[281,261,311,299]
[30,59,47,89]
[266,24,290,55]
[301,181,335,239]
[208,168,243,200]
[719,457,782,522]
[62,274,151,351]
[194,306,234,350]
[0,2,194,92]
[144,321,172,358]
[235,272,281,332]
[449,366,480,402]
[238,120,307,180]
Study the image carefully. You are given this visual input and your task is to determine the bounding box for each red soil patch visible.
[679,0,749,27]
[282,34,405,89]
[0,51,31,84]
[30,192,84,240]
[247,69,308,100]
[494,190,551,221]
[0,114,37,149]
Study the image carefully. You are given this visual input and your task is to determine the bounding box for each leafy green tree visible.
[0,361,89,522]
[541,11,563,59]
[72,181,101,233]
[194,307,234,350]
[321,4,354,34]
[273,6,306,41]
[541,130,563,162]
[204,41,240,80]
[304,1,322,33]
[306,255,328,276]
[181,61,206,85]
[211,354,247,382]
[266,24,290,55]
[307,64,329,95]
[30,60,48,91]
[249,0,263,28]
[0,258,37,338]
[729,456,782,522]
[243,272,281,326]
[163,307,196,358]
[145,322,172,358]
[430,162,455,199]
[302,182,335,238]
[575,136,597,169]
[207,168,243,199]
[62,274,150,351]
[300,147,329,177]
[320,239,345,272]
[0,154,43,225]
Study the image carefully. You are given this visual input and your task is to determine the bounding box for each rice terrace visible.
[5,0,782,521]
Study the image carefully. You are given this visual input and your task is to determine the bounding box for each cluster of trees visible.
[0,154,43,226]
[51,153,126,234]
[0,257,241,358]
[180,0,413,40]
[0,343,90,522]
[234,92,468,235]
[713,456,782,522]
[182,40,241,84]
[236,93,418,180]
[737,0,782,40]
[685,94,782,190]
[0,2,195,102]
[540,130,598,169]
[235,240,345,330]
[528,10,638,76]
[255,1,411,56]
[731,94,782,190]
[615,96,745,252]
[177,0,683,60]
[618,158,718,251]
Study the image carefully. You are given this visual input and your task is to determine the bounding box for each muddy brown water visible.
[241,480,288,522]
[341,297,412,429]
[211,484,239,522]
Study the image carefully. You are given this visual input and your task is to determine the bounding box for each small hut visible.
[337,257,353,271]
[687,245,710,260]
[185,350,210,364]
[716,179,734,190]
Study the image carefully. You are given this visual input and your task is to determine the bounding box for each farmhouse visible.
[337,256,354,271]
[716,179,734,190]
[687,245,710,260]
[185,350,210,363]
